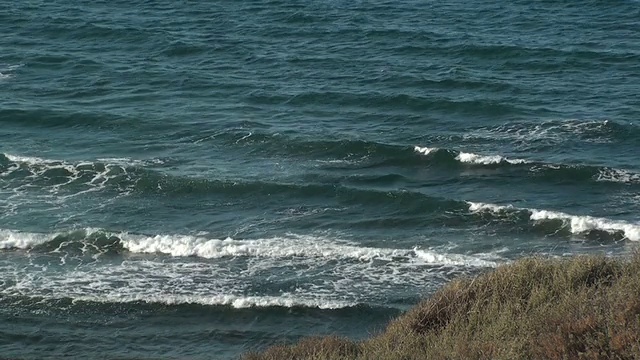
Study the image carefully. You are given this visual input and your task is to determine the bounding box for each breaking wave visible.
[468,201,640,241]
[0,153,169,201]
[413,147,640,184]
[0,228,499,267]
[0,230,502,310]
[2,143,637,210]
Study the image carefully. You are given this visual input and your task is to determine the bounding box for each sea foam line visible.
[4,153,57,166]
[414,146,527,165]
[65,294,358,309]
[111,233,500,267]
[1,154,126,197]
[0,229,500,267]
[455,152,527,165]
[414,147,639,183]
[0,230,500,309]
[414,146,438,156]
[595,168,640,184]
[4,153,159,168]
[0,153,168,197]
[468,201,640,241]
[0,229,52,249]
[465,119,624,146]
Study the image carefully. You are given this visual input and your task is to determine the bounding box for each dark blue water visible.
[1,0,639,358]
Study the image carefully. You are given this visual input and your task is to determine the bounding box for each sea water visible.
[1,0,639,358]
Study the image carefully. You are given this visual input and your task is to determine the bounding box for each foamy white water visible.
[413,146,527,165]
[468,201,640,241]
[0,153,165,202]
[596,168,640,184]
[529,210,640,241]
[455,152,527,165]
[0,229,52,249]
[67,294,358,309]
[119,233,502,267]
[414,146,438,156]
[4,153,58,166]
[4,153,160,169]
[0,228,501,267]
[0,230,502,310]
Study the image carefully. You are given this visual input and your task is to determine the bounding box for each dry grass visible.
[243,254,640,360]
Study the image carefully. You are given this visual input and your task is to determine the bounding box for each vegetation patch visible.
[243,254,640,360]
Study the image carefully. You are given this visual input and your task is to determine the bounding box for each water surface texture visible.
[1,0,639,358]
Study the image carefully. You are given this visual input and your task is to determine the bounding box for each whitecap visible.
[455,152,527,165]
[119,232,500,267]
[0,230,503,310]
[413,146,527,165]
[529,210,640,241]
[0,228,502,268]
[595,168,640,184]
[0,229,52,249]
[4,153,58,166]
[414,146,438,156]
[468,201,640,241]
[467,201,513,212]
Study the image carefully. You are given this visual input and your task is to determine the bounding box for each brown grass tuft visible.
[243,336,360,360]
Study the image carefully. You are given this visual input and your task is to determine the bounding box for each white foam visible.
[119,233,499,267]
[0,229,52,249]
[0,253,363,308]
[530,210,640,241]
[0,64,20,80]
[468,201,640,241]
[0,231,503,310]
[76,294,357,309]
[596,168,640,184]
[413,248,498,267]
[5,153,160,169]
[4,153,58,166]
[467,201,512,212]
[456,152,527,165]
[97,157,164,166]
[4,154,81,185]
[0,228,500,269]
[467,119,615,145]
[0,228,108,250]
[413,147,527,165]
[414,146,438,156]
[0,153,163,200]
[2,277,356,308]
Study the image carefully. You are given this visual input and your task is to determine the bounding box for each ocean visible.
[1,0,639,358]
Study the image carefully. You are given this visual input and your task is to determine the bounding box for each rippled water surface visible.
[1,0,639,358]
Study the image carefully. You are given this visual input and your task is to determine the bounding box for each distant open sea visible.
[1,0,639,358]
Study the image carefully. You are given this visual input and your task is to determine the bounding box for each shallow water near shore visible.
[1,0,639,358]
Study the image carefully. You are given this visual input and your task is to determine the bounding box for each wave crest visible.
[455,152,527,165]
[414,146,528,166]
[468,201,640,241]
[0,228,501,267]
[413,147,639,184]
